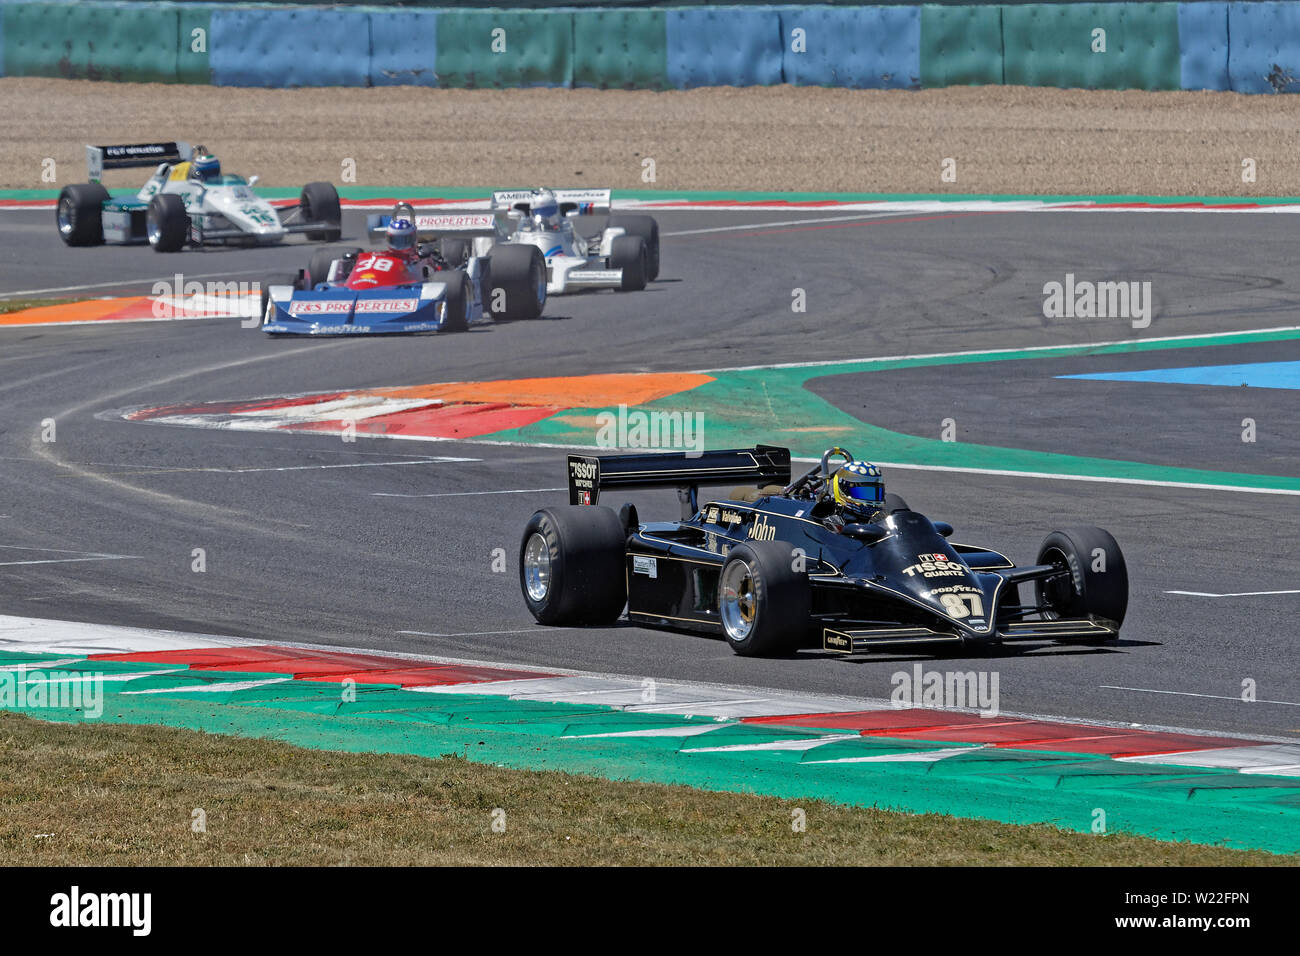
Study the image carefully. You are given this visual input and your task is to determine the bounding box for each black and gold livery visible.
[520,445,1128,657]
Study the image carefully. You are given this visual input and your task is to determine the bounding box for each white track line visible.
[855,460,1300,497]
[372,486,565,498]
[1166,589,1300,598]
[0,545,140,567]
[1102,685,1300,707]
[691,324,1300,374]
[131,457,478,476]
[0,269,270,300]
[663,211,914,236]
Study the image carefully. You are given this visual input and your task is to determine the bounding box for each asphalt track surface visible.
[0,206,1297,739]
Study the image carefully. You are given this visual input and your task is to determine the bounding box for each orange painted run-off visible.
[371,372,715,409]
[0,297,151,325]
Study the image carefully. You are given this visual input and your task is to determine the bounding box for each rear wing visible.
[492,188,613,218]
[366,212,502,245]
[86,142,191,182]
[568,445,791,518]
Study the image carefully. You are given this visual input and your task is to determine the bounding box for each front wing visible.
[261,283,471,335]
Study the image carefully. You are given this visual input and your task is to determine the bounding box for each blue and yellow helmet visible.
[832,461,884,518]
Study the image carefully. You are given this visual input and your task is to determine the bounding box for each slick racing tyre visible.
[301,182,342,241]
[607,214,660,281]
[56,183,109,246]
[146,194,188,252]
[307,246,359,289]
[488,244,546,321]
[440,270,470,333]
[718,540,810,657]
[520,507,627,626]
[439,238,471,267]
[1035,526,1128,637]
[610,235,647,292]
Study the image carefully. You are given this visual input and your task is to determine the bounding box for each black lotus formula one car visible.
[519,445,1129,657]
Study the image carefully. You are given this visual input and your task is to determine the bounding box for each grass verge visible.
[0,297,86,315]
[0,712,1286,866]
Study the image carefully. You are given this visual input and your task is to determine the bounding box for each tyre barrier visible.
[779,5,922,90]
[573,9,668,90]
[1227,1,1300,93]
[0,2,1294,93]
[667,7,783,89]
[1001,3,1181,91]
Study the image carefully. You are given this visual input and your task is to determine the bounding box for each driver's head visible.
[387,217,416,252]
[832,461,885,520]
[530,188,560,228]
[191,154,221,183]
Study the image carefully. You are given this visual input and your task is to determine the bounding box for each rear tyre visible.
[718,541,810,657]
[440,270,469,333]
[1035,526,1128,637]
[301,182,342,241]
[487,244,546,321]
[56,183,110,246]
[608,214,660,281]
[307,245,360,289]
[439,237,471,267]
[146,194,188,252]
[519,507,627,625]
[610,235,647,292]
[306,247,340,289]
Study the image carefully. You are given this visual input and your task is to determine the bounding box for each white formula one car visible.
[366,188,659,294]
[56,141,342,252]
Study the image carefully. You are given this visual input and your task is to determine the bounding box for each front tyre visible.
[147,194,188,252]
[610,235,647,292]
[56,183,110,246]
[519,507,627,626]
[718,541,809,657]
[439,270,470,333]
[301,182,342,241]
[488,244,546,321]
[607,214,660,281]
[1036,526,1128,636]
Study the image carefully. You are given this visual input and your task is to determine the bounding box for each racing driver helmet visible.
[530,188,561,229]
[387,217,417,252]
[191,153,221,184]
[832,461,885,521]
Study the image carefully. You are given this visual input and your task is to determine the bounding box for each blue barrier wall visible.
[1177,2,1228,91]
[1227,1,1300,93]
[370,10,438,87]
[779,6,922,90]
[210,7,370,87]
[666,8,783,88]
[3,2,1299,92]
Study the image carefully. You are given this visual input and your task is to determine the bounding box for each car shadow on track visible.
[801,637,1162,666]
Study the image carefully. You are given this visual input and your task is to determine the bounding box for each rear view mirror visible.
[247,175,260,187]
[933,521,954,537]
